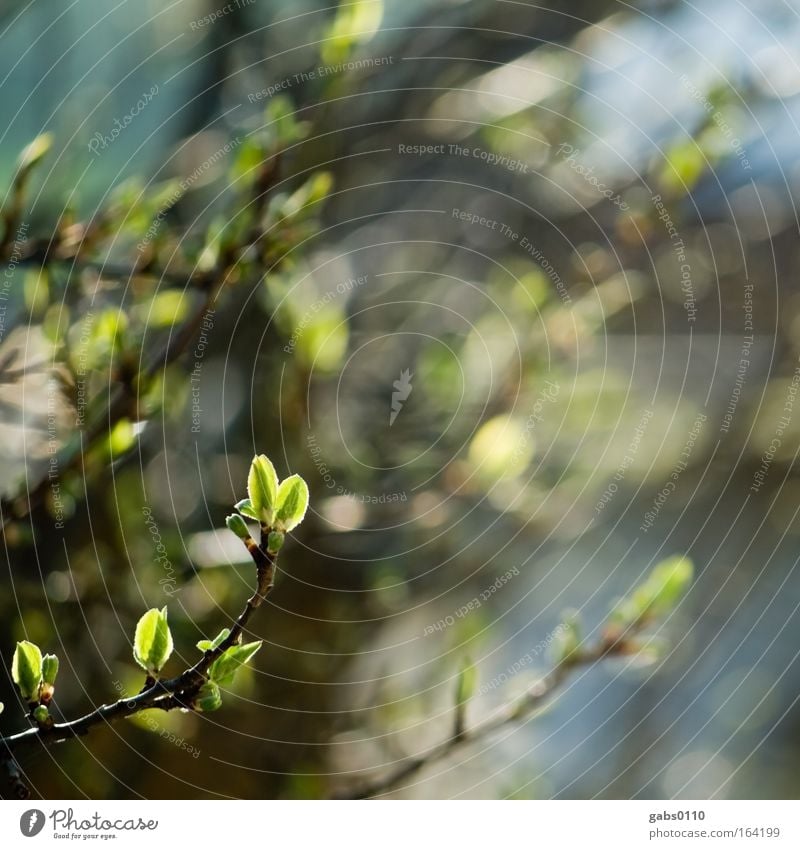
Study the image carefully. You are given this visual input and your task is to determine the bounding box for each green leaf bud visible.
[12,641,43,703]
[42,653,59,687]
[133,607,174,675]
[225,513,250,540]
[195,681,222,712]
[247,454,279,526]
[273,474,309,532]
[208,641,262,687]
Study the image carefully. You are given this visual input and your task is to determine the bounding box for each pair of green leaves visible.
[608,555,694,634]
[133,608,173,676]
[208,640,262,687]
[197,628,262,686]
[11,642,59,704]
[235,455,309,532]
[194,628,262,712]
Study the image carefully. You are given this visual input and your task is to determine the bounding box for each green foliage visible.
[133,607,174,675]
[660,140,706,194]
[608,556,694,635]
[236,456,309,536]
[468,415,534,482]
[321,0,383,66]
[195,681,223,713]
[196,629,230,653]
[264,95,310,147]
[281,171,334,220]
[273,475,309,533]
[42,653,59,686]
[225,513,250,540]
[32,705,50,724]
[208,641,262,687]
[12,641,43,703]
[234,498,260,520]
[16,133,53,178]
[135,290,190,329]
[247,454,279,526]
[291,306,348,373]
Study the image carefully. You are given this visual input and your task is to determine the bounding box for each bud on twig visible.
[225,513,250,540]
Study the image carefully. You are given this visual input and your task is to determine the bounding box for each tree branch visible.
[338,633,638,799]
[0,529,276,790]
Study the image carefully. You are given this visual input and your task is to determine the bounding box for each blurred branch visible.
[0,273,220,532]
[340,558,694,799]
[0,141,286,536]
[339,638,613,799]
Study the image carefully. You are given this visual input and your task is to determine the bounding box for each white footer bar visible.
[2,800,796,847]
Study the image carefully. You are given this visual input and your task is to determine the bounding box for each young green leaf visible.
[225,513,250,540]
[12,641,43,702]
[16,133,54,177]
[273,474,309,532]
[195,681,222,712]
[248,455,279,525]
[208,640,262,686]
[647,555,694,615]
[32,705,50,724]
[234,498,260,521]
[196,628,231,653]
[607,556,694,635]
[42,653,59,686]
[133,607,174,675]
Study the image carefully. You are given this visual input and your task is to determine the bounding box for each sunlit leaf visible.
[248,455,279,525]
[208,640,262,686]
[12,641,43,702]
[274,475,309,532]
[133,607,173,675]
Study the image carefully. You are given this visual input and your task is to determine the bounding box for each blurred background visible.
[1,0,799,799]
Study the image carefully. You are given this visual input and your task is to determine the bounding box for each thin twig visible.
[0,531,275,788]
[339,637,633,799]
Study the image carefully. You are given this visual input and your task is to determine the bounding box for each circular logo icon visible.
[19,809,45,837]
